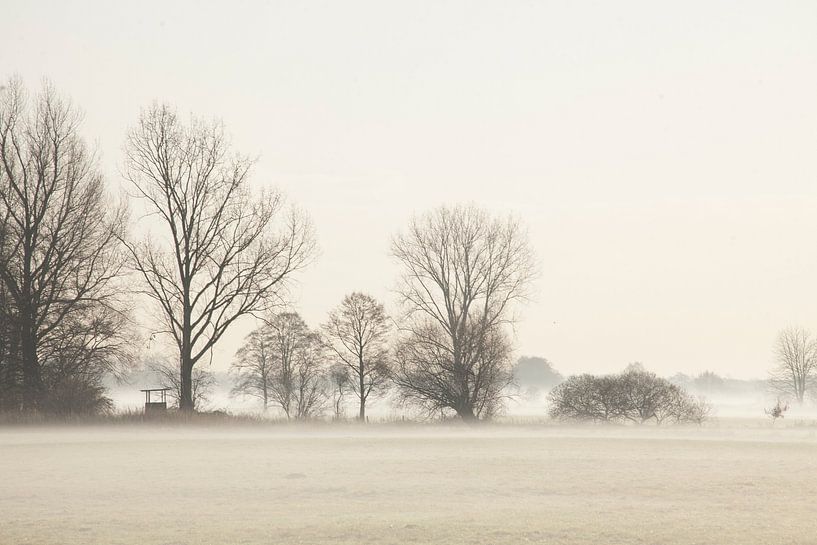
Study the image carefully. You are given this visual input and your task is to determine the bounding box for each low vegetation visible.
[548,369,711,424]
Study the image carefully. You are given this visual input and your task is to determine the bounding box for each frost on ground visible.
[2,423,816,545]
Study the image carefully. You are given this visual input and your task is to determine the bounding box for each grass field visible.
[2,422,817,544]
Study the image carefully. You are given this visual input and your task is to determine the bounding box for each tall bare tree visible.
[770,326,817,404]
[122,104,314,411]
[0,77,129,411]
[262,312,326,419]
[391,205,536,420]
[322,292,391,420]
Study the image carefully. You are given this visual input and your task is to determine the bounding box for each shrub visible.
[39,376,114,416]
[548,370,710,425]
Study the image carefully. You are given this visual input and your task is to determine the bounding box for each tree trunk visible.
[179,288,194,412]
[0,332,22,411]
[795,377,805,404]
[358,365,366,421]
[179,357,194,411]
[456,403,477,421]
[19,315,41,411]
[179,327,194,412]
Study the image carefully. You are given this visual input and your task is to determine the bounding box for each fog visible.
[3,423,816,545]
[4,0,817,378]
[105,364,817,421]
[3,2,817,543]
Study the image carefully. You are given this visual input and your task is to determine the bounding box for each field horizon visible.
[3,420,816,544]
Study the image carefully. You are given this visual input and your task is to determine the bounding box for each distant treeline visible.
[1,77,807,423]
[0,78,536,421]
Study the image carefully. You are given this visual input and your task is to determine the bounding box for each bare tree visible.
[322,292,392,420]
[0,77,130,411]
[391,205,535,420]
[669,393,711,425]
[122,104,314,411]
[263,312,326,419]
[547,374,621,422]
[230,326,276,411]
[549,371,711,425]
[294,331,327,419]
[328,363,350,419]
[618,369,678,424]
[769,326,817,404]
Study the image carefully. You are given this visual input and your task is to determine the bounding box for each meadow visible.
[2,421,816,544]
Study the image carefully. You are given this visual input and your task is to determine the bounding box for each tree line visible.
[0,78,536,421]
[8,77,801,423]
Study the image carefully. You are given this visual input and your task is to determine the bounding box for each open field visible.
[2,422,817,544]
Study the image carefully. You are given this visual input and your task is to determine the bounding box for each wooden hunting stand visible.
[141,388,171,414]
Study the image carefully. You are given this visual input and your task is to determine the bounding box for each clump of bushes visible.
[39,376,114,416]
[548,369,710,424]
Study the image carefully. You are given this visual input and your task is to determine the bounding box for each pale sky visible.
[2,1,817,379]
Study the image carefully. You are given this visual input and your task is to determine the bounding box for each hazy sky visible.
[2,1,817,379]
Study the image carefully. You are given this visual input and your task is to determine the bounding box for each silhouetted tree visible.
[618,369,678,423]
[769,326,817,404]
[328,363,350,419]
[391,205,535,420]
[122,104,314,411]
[263,312,326,419]
[322,292,391,420]
[0,77,130,411]
[38,300,133,413]
[547,374,622,422]
[231,327,275,411]
[549,371,710,425]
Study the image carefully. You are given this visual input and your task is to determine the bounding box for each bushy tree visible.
[238,312,327,419]
[391,205,535,420]
[0,77,131,412]
[547,374,622,422]
[549,370,710,425]
[39,375,113,416]
[512,356,562,393]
